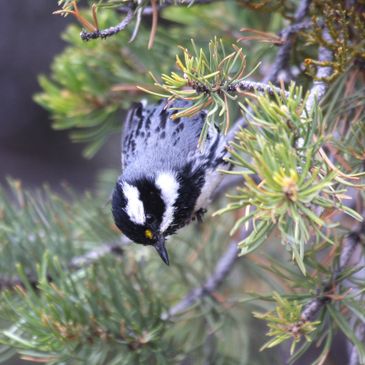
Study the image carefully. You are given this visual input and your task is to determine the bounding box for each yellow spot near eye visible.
[145,229,153,240]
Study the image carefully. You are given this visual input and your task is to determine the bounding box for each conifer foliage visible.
[1,1,365,364]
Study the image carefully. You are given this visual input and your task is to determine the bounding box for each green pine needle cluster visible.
[1,255,167,365]
[254,293,320,355]
[215,84,363,273]
[142,37,254,143]
[247,249,365,364]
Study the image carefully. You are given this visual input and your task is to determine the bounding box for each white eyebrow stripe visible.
[156,172,180,233]
[122,183,146,225]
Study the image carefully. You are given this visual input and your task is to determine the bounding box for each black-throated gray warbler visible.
[112,99,228,265]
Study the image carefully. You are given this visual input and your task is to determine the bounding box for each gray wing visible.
[121,101,153,171]
[121,99,226,180]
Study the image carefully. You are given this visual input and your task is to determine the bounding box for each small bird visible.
[112,99,228,265]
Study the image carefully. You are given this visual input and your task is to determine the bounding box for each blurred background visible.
[0,1,119,191]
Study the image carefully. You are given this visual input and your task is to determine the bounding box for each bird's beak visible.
[154,236,169,266]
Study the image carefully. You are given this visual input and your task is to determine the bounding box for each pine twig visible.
[80,8,134,41]
[227,80,289,97]
[301,231,362,323]
[279,19,313,40]
[81,0,220,42]
[0,275,37,292]
[0,240,127,292]
[264,0,312,83]
[118,0,222,15]
[163,241,238,319]
[224,0,311,147]
[305,29,333,111]
[212,174,262,202]
[69,241,126,269]
[211,175,245,201]
[224,81,289,144]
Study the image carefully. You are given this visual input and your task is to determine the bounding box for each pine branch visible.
[301,231,362,323]
[117,0,222,15]
[162,241,238,318]
[279,19,313,40]
[212,174,263,202]
[81,8,134,41]
[69,240,127,269]
[211,176,245,201]
[163,227,253,319]
[0,275,37,292]
[227,80,289,97]
[225,0,312,146]
[305,29,333,111]
[264,0,312,83]
[91,0,221,43]
[0,240,127,292]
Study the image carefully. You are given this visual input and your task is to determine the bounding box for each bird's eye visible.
[145,229,154,240]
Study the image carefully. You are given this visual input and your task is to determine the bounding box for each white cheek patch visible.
[155,172,179,233]
[122,183,146,225]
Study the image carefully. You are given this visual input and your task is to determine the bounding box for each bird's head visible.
[111,172,181,265]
